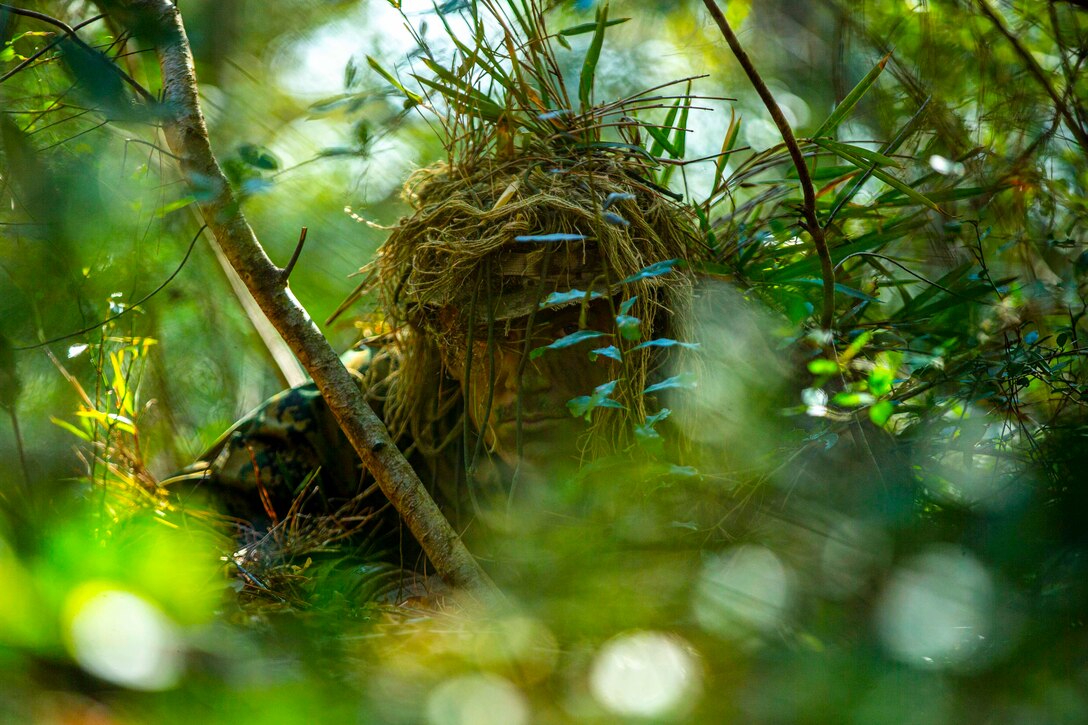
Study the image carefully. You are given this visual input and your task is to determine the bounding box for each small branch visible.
[0,13,105,85]
[702,0,836,331]
[976,0,1088,155]
[281,227,307,282]
[0,3,156,103]
[15,224,204,350]
[116,0,496,597]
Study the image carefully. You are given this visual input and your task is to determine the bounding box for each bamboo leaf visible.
[560,18,629,36]
[578,3,609,112]
[813,138,900,167]
[811,51,891,139]
[711,108,740,196]
[366,56,424,106]
[816,140,945,214]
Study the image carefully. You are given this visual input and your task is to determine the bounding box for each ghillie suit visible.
[178,0,719,593]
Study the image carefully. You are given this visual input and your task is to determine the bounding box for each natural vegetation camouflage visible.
[176,345,502,533]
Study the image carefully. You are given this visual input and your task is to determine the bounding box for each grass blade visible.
[579,2,609,112]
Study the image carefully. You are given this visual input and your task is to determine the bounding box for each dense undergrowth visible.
[1,0,1087,722]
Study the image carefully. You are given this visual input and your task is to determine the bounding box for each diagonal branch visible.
[0,3,155,102]
[114,0,497,597]
[701,0,836,331]
[975,0,1088,156]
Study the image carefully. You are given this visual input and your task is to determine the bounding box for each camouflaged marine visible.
[181,159,702,543]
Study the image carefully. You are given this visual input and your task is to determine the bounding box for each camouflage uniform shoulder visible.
[175,345,380,519]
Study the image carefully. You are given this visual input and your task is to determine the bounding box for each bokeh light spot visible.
[589,631,701,719]
[425,673,529,725]
[64,584,182,691]
[876,546,995,670]
[693,546,792,643]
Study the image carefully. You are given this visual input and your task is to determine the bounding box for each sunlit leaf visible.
[869,400,894,426]
[811,51,890,139]
[578,3,609,111]
[808,358,839,375]
[366,55,424,106]
[832,391,875,407]
[559,17,629,36]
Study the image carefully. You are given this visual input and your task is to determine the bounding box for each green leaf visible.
[615,314,642,341]
[660,83,691,186]
[539,289,602,308]
[238,143,279,170]
[643,122,681,158]
[366,55,424,107]
[649,96,683,159]
[621,259,681,284]
[815,141,944,214]
[51,416,90,442]
[154,195,196,218]
[869,400,894,426]
[632,338,701,351]
[530,330,607,360]
[808,359,840,375]
[559,18,629,36]
[711,108,740,195]
[567,379,623,420]
[812,138,900,168]
[0,333,20,410]
[644,372,697,394]
[515,233,587,243]
[578,2,609,112]
[618,297,638,315]
[832,392,875,407]
[590,345,622,362]
[646,408,672,426]
[811,51,890,139]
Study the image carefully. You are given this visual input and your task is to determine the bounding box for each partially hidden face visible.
[438,300,615,474]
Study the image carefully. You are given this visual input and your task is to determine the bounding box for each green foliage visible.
[2,0,1088,722]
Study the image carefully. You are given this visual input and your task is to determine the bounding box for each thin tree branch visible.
[281,227,307,281]
[0,13,105,85]
[975,0,1088,154]
[702,0,836,330]
[0,3,155,102]
[115,0,497,597]
[15,224,204,350]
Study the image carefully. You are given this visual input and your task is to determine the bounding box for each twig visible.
[0,4,156,103]
[975,0,1088,155]
[118,0,497,598]
[701,0,836,331]
[0,13,105,84]
[281,227,307,281]
[15,224,205,350]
